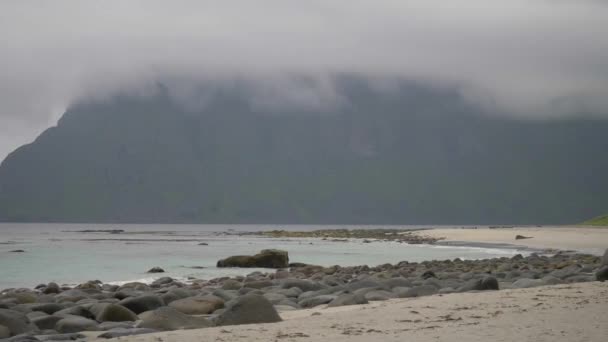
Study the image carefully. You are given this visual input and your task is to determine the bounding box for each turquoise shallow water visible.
[0,223,526,289]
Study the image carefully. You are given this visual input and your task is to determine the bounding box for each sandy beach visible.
[418,226,608,255]
[87,281,608,342]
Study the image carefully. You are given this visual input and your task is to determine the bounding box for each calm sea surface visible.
[0,223,526,289]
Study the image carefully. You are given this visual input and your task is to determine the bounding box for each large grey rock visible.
[16,304,64,315]
[550,265,582,279]
[511,278,545,288]
[596,266,608,282]
[36,333,86,341]
[0,325,10,339]
[212,289,238,302]
[168,295,224,315]
[263,293,288,305]
[217,249,289,268]
[160,288,193,304]
[458,276,499,292]
[0,309,38,336]
[88,303,138,322]
[280,279,324,292]
[327,293,368,307]
[603,249,608,265]
[42,283,60,295]
[52,306,95,320]
[298,295,337,308]
[364,290,395,301]
[215,294,281,326]
[118,295,164,314]
[54,290,90,303]
[30,315,62,330]
[271,287,302,298]
[395,285,437,298]
[55,316,99,333]
[98,321,134,331]
[381,277,412,289]
[242,280,274,289]
[97,328,158,339]
[345,279,382,291]
[137,307,212,331]
[221,280,243,290]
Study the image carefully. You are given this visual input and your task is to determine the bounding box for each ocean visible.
[0,223,527,289]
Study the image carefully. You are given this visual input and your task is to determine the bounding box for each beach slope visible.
[90,282,607,342]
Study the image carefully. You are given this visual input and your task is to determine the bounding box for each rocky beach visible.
[1,227,607,341]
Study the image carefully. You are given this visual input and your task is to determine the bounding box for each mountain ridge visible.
[1,79,607,224]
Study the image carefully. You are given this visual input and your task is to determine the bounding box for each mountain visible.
[0,77,607,224]
[582,215,608,226]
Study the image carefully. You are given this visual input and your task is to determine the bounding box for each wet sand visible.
[418,226,608,255]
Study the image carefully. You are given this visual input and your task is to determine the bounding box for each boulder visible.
[458,276,499,292]
[242,280,274,289]
[0,309,38,336]
[36,333,86,341]
[160,288,193,305]
[55,316,99,333]
[42,283,60,295]
[327,293,368,307]
[215,294,281,326]
[147,267,165,273]
[511,278,545,288]
[54,289,90,303]
[364,290,395,301]
[30,315,62,330]
[596,266,608,282]
[53,306,95,320]
[395,285,437,298]
[118,295,164,314]
[381,277,412,289]
[298,295,337,308]
[89,303,138,322]
[137,307,212,331]
[217,249,289,268]
[280,279,324,292]
[17,304,64,315]
[150,277,173,286]
[212,289,238,302]
[97,328,158,339]
[168,295,224,315]
[603,248,608,265]
[345,279,382,291]
[98,321,134,331]
[263,293,288,305]
[221,280,243,290]
[421,270,436,279]
[0,325,9,339]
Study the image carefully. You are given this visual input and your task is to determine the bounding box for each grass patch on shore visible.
[582,214,608,226]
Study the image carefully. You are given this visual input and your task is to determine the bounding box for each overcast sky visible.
[1,0,607,161]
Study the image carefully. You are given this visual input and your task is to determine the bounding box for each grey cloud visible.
[1,0,608,160]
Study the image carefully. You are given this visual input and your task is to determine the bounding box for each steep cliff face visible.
[0,79,606,224]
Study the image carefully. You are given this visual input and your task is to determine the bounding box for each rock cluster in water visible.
[217,249,289,268]
[256,229,442,244]
[0,249,606,341]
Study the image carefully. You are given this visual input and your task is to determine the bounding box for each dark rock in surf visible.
[146,267,164,273]
[217,249,288,268]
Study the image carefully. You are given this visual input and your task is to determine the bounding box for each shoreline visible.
[414,226,608,255]
[1,246,605,340]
